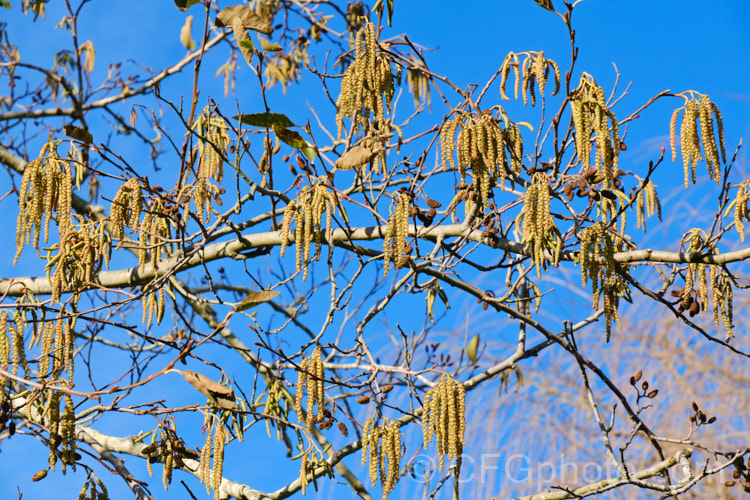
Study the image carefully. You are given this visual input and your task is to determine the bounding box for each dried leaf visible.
[234,112,295,128]
[467,334,480,365]
[300,145,317,162]
[426,287,436,322]
[215,5,272,34]
[179,15,196,50]
[79,40,95,73]
[532,0,555,12]
[436,285,450,310]
[173,0,200,11]
[334,145,376,170]
[63,124,93,144]
[274,126,306,149]
[258,34,282,52]
[232,16,254,67]
[238,39,254,66]
[372,0,394,26]
[171,370,236,409]
[235,290,280,312]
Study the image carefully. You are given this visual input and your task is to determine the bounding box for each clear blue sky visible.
[1,1,749,499]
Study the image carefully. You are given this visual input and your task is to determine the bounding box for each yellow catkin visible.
[406,61,431,109]
[211,425,225,499]
[361,417,372,466]
[295,358,306,423]
[635,178,662,232]
[456,382,466,447]
[498,53,515,100]
[11,311,28,377]
[698,264,708,310]
[295,348,325,428]
[421,390,432,445]
[174,110,230,226]
[720,276,733,337]
[577,223,629,341]
[143,289,155,329]
[136,201,172,272]
[712,265,734,337]
[199,426,212,493]
[279,180,335,280]
[710,264,720,328]
[521,173,560,278]
[194,109,229,184]
[63,316,76,379]
[280,199,297,258]
[39,321,53,377]
[570,73,619,180]
[731,182,749,242]
[422,375,466,472]
[681,100,701,187]
[386,422,401,494]
[669,107,680,162]
[110,178,143,247]
[681,230,733,337]
[305,361,315,422]
[163,438,173,491]
[370,426,381,487]
[299,452,309,495]
[336,18,394,141]
[313,349,324,411]
[499,51,560,104]
[698,96,719,181]
[636,186,645,231]
[60,392,76,473]
[379,425,389,486]
[46,390,62,470]
[15,141,76,264]
[383,192,411,277]
[710,101,726,162]
[0,313,9,394]
[361,416,402,497]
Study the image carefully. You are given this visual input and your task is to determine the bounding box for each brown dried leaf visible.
[274,126,306,149]
[232,17,253,67]
[235,290,280,312]
[63,124,93,144]
[179,15,195,50]
[334,145,376,170]
[532,0,555,12]
[467,334,480,364]
[215,5,272,34]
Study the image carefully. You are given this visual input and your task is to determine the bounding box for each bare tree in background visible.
[0,1,748,499]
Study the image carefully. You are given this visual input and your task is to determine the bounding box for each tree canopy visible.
[0,1,749,499]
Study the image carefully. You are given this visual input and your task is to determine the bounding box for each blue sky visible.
[1,1,749,499]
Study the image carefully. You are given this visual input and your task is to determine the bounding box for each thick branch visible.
[77,427,266,500]
[76,428,152,500]
[2,221,749,296]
